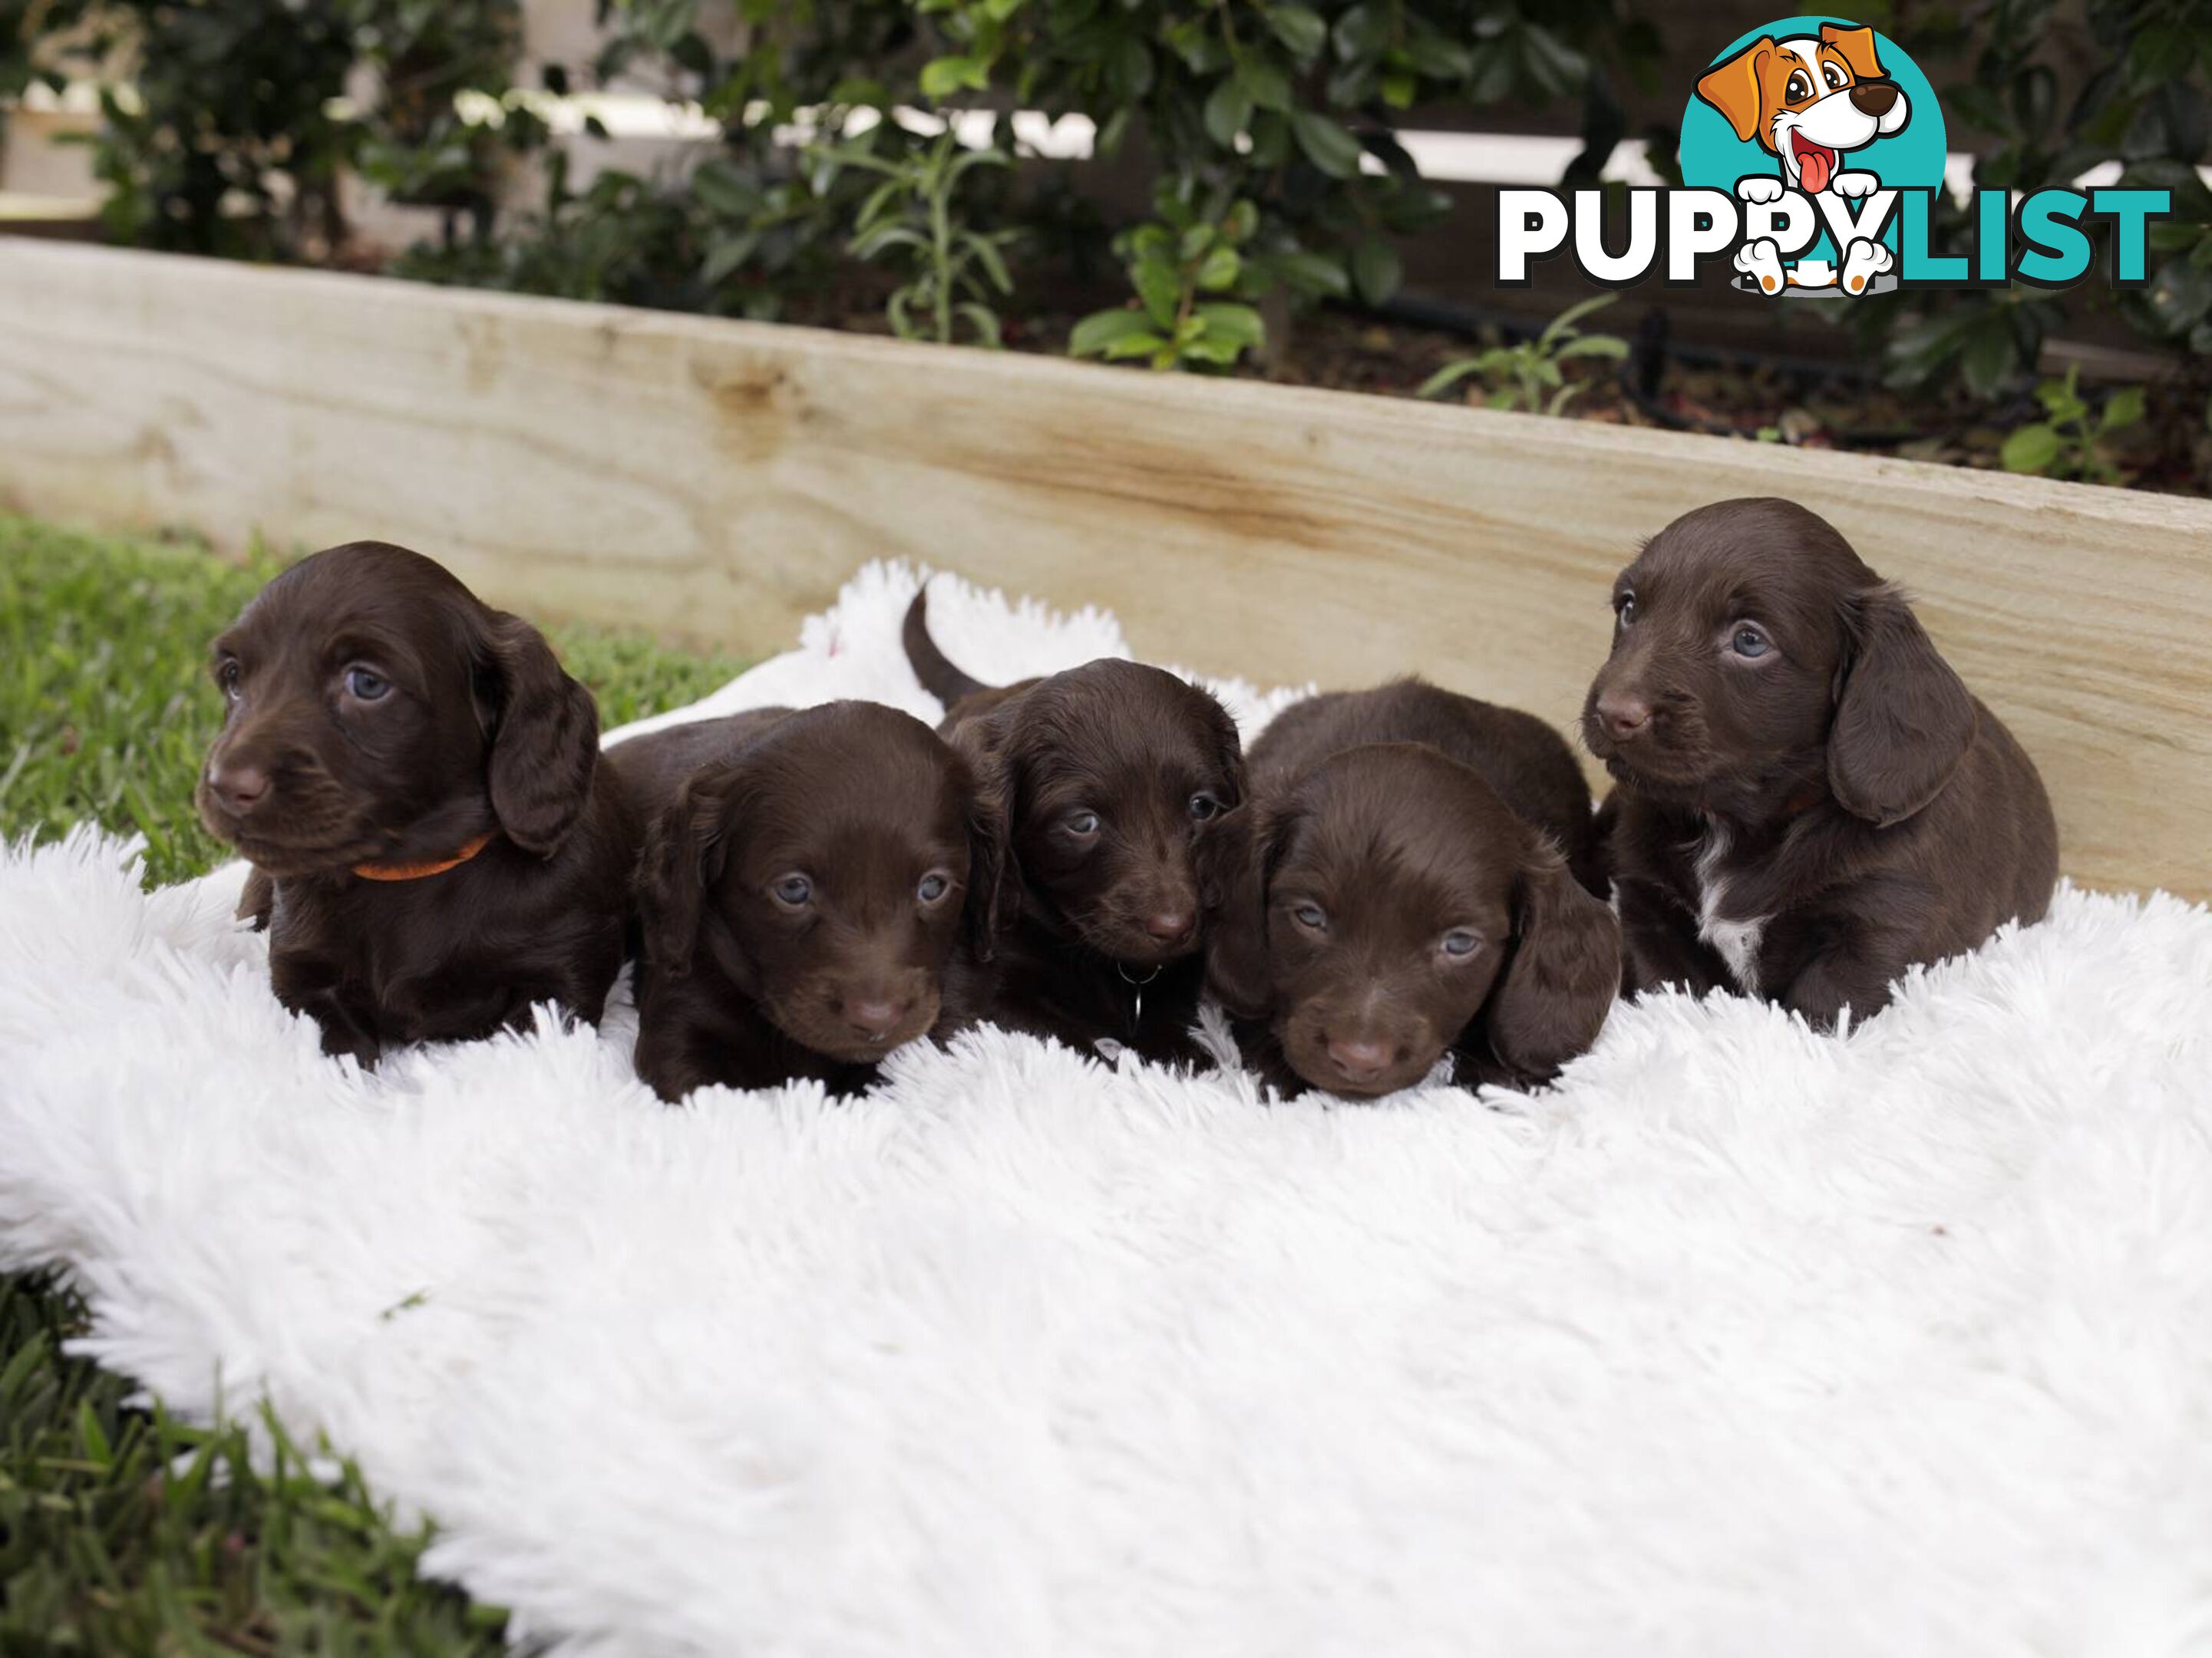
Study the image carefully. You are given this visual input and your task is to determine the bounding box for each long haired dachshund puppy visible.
[611,702,1003,1101]
[1203,681,1619,1099]
[903,586,1244,1068]
[198,542,636,1064]
[1583,497,2057,1028]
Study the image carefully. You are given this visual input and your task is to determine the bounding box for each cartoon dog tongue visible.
[1795,137,1834,193]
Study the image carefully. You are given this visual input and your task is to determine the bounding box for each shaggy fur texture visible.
[4,563,2210,1656]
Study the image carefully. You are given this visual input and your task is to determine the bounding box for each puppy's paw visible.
[1833,170,1882,199]
[1734,237,1787,296]
[1840,236,1894,294]
[1734,174,1785,204]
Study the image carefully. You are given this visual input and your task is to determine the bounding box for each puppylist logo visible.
[1490,15,2171,299]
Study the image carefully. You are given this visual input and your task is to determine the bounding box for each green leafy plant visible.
[1999,366,2147,484]
[820,128,1019,345]
[1071,180,1266,370]
[14,0,536,262]
[1867,0,2212,404]
[1416,294,1628,414]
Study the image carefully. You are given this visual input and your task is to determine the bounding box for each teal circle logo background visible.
[1680,15,1947,262]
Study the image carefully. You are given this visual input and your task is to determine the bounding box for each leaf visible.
[1236,59,1294,112]
[1351,236,1401,306]
[966,231,1015,295]
[700,230,762,284]
[1332,3,1388,63]
[983,0,1025,18]
[690,160,761,220]
[1416,358,1487,399]
[2000,423,2064,475]
[919,55,987,98]
[1382,70,1417,109]
[1552,333,1629,361]
[1264,5,1327,62]
[1262,249,1351,299]
[1222,200,1260,244]
[2100,385,2148,433]
[1195,245,1243,291]
[1098,329,1167,360]
[1180,333,1248,365]
[1132,256,1184,327]
[1193,302,1265,348]
[1288,109,1364,179]
[956,302,1004,347]
[1203,77,1253,149]
[1070,307,1159,355]
[1538,292,1617,348]
[1545,383,1586,417]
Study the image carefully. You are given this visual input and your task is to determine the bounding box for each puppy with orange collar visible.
[1695,22,1910,296]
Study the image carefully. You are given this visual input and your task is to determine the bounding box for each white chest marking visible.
[1694,824,1769,995]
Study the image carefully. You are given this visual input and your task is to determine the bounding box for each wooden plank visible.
[1,239,2207,899]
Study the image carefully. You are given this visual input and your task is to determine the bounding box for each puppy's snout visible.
[1596,692,1653,741]
[1144,908,1195,946]
[1849,81,1898,117]
[1325,1035,1396,1087]
[839,990,916,1042]
[205,756,272,817]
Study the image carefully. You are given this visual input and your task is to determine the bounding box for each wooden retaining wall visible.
[1,239,2206,897]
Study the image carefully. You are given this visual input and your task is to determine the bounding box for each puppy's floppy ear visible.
[946,702,1025,956]
[1486,845,1621,1084]
[957,765,1016,962]
[637,768,738,980]
[1197,800,1284,1021]
[1829,583,1976,827]
[475,609,599,856]
[1696,36,1777,144]
[1820,21,1884,81]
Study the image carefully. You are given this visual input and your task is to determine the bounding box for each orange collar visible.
[352,832,494,883]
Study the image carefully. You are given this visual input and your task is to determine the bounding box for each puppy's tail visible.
[902,583,990,708]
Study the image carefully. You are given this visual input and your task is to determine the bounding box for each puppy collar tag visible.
[352,832,495,883]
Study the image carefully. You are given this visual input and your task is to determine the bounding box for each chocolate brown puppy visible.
[198,542,636,1064]
[612,702,1002,1101]
[903,587,1244,1068]
[1204,680,1619,1098]
[1582,497,2057,1028]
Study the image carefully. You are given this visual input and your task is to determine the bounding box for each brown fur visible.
[1582,497,2058,1029]
[903,587,1244,1067]
[1203,680,1619,1098]
[611,702,1001,1101]
[198,542,635,1064]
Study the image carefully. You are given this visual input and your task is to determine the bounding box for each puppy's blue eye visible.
[1616,594,1636,626]
[1441,930,1481,959]
[218,659,243,700]
[1732,626,1771,659]
[1066,811,1100,837]
[1188,793,1221,821]
[1293,903,1327,931]
[772,875,812,907]
[345,666,390,700]
[916,872,949,903]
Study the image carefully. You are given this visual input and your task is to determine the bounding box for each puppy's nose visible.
[1850,81,1899,116]
[1144,910,1195,945]
[844,996,912,1041]
[1326,1036,1395,1086]
[206,759,270,816]
[1597,693,1652,740]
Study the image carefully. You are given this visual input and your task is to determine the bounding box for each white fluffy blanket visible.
[5,565,2211,1656]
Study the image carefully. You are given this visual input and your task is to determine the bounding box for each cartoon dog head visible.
[1696,23,1908,194]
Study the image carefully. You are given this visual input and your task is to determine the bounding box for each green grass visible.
[0,514,744,1650]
